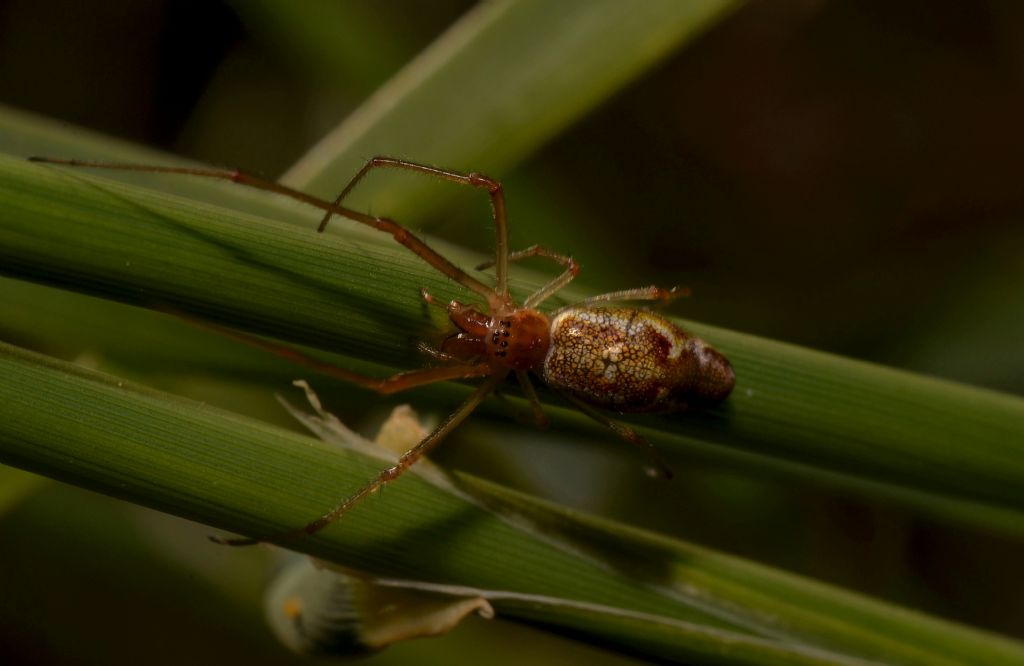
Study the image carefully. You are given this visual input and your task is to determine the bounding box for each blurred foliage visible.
[0,0,1023,664]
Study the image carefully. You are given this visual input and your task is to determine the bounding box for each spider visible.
[28,155,736,545]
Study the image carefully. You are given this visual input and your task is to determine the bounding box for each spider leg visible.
[416,341,462,363]
[319,156,511,302]
[477,245,579,309]
[180,314,491,393]
[490,390,541,426]
[26,156,496,301]
[559,392,674,480]
[515,370,549,428]
[371,364,493,394]
[212,372,507,546]
[577,285,689,307]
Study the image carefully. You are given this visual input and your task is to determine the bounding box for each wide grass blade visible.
[0,340,1021,665]
[2,153,1024,523]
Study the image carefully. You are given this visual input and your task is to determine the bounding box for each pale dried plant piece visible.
[265,557,493,656]
[276,380,456,494]
[373,404,432,456]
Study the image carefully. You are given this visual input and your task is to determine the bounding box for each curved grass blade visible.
[282,0,746,220]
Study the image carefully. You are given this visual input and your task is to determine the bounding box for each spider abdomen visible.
[542,307,735,413]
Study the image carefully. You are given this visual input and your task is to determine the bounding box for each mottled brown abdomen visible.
[541,307,734,413]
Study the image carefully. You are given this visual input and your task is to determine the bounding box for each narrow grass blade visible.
[282,0,745,220]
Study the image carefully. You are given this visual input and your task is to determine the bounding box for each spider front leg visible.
[26,156,498,302]
[320,156,512,301]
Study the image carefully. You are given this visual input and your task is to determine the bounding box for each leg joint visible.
[468,172,501,193]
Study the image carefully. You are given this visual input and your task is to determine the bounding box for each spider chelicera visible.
[29,155,736,545]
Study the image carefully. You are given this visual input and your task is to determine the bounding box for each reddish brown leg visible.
[319,156,511,301]
[490,390,544,427]
[478,245,580,309]
[559,392,673,480]
[212,372,507,546]
[373,365,493,394]
[203,320,491,393]
[416,341,461,363]
[515,370,549,428]
[26,156,496,301]
[578,285,689,307]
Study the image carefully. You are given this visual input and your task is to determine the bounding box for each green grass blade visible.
[2,153,1024,518]
[281,0,745,217]
[0,339,1021,665]
[0,103,319,221]
[227,0,420,91]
